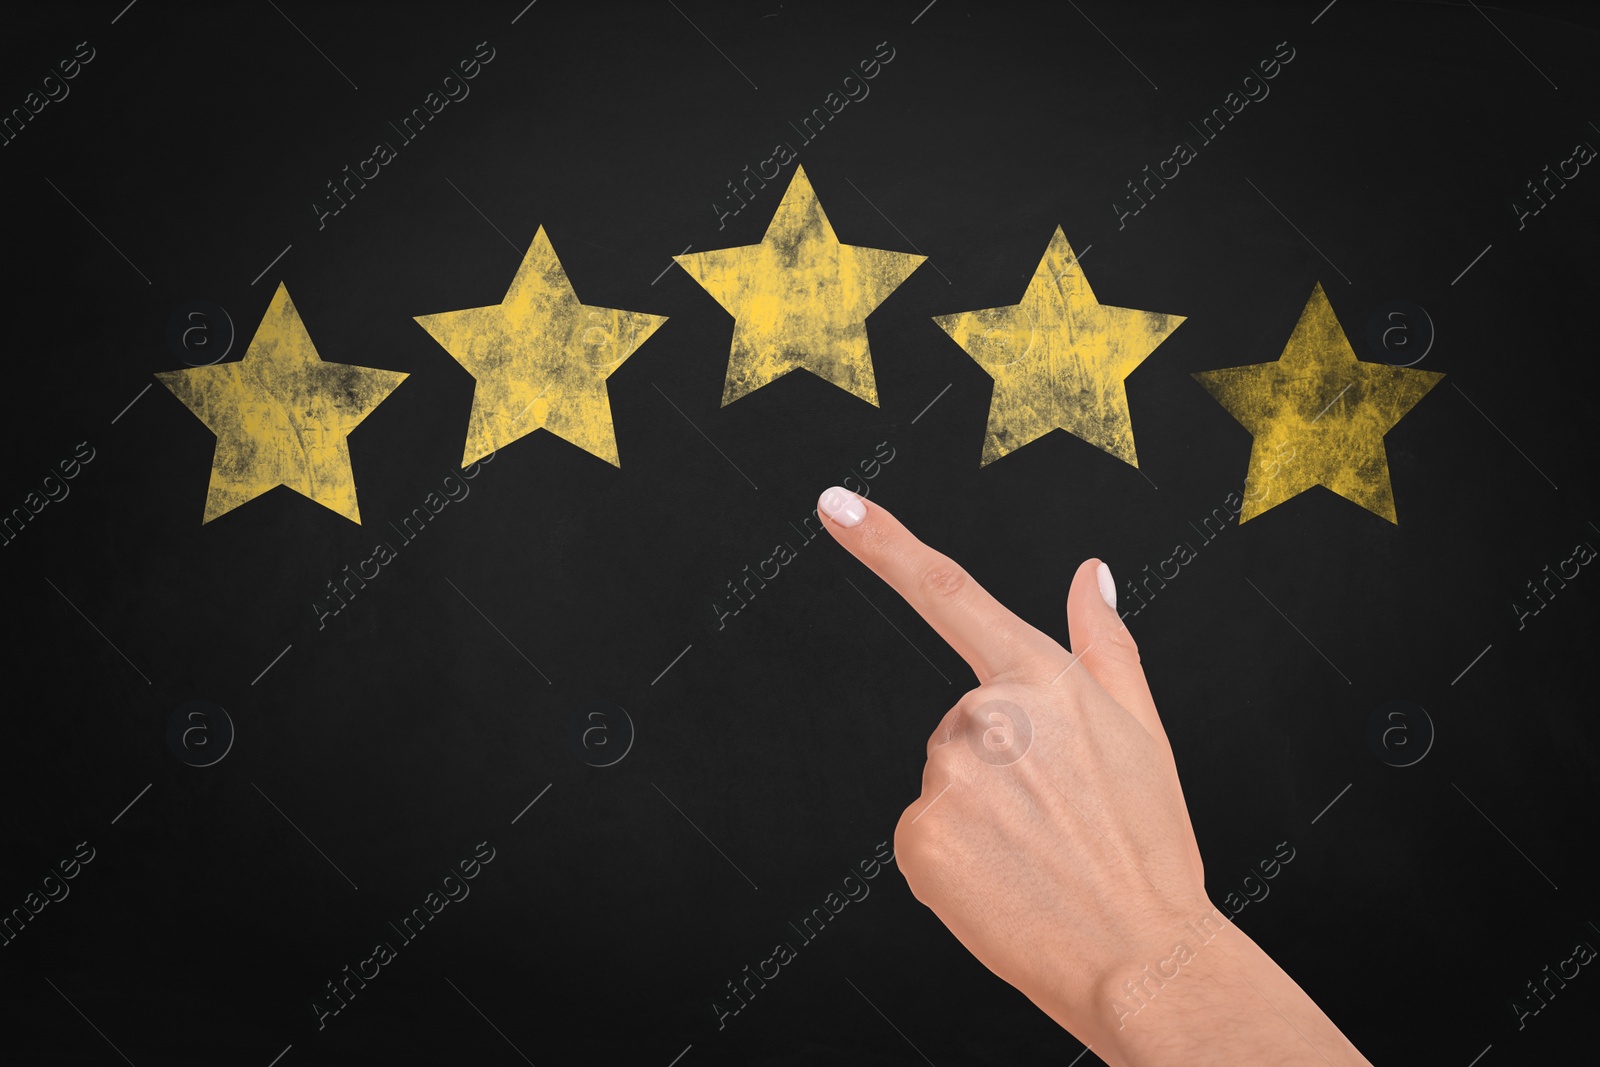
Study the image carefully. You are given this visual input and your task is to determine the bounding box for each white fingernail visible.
[819,486,866,527]
[1096,561,1117,610]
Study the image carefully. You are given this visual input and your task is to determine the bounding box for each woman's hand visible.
[817,486,1370,1065]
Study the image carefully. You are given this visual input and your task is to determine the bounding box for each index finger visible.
[817,486,1066,684]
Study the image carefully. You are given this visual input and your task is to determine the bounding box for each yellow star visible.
[934,227,1183,467]
[1192,282,1444,524]
[414,226,667,467]
[675,166,925,407]
[156,282,407,525]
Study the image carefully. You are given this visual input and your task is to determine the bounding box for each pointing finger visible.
[817,487,1066,685]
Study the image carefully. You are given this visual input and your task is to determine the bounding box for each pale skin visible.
[816,487,1372,1066]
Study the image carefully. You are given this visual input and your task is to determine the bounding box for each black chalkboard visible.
[3,2,1596,1064]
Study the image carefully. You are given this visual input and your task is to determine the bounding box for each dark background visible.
[2,1,1597,1063]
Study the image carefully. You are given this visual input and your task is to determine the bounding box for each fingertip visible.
[1066,557,1118,613]
[818,485,867,528]
[1068,558,1136,656]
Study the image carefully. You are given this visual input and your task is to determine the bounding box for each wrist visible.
[1014,897,1232,1058]
[1087,900,1242,1055]
[1085,901,1371,1067]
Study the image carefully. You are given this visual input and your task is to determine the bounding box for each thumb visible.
[1069,559,1205,887]
[1065,559,1170,754]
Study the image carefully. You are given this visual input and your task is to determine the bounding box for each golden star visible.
[414,226,667,467]
[1192,282,1444,524]
[156,282,407,525]
[933,227,1183,467]
[675,166,925,407]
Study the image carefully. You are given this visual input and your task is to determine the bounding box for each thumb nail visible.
[1096,561,1117,610]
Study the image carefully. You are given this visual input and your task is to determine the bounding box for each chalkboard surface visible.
[3,2,1596,1064]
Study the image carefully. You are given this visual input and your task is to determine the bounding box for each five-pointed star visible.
[415,225,667,467]
[675,165,925,407]
[1193,282,1444,524]
[933,227,1184,467]
[156,282,407,525]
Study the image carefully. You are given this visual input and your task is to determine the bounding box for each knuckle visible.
[918,558,969,602]
[1108,622,1143,662]
[924,741,965,780]
[894,805,930,859]
[954,699,993,737]
[961,691,1038,767]
[891,834,923,899]
[927,686,988,754]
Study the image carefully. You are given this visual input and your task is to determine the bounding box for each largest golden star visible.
[156,282,407,525]
[414,226,667,467]
[1192,282,1444,524]
[934,227,1184,467]
[675,166,925,407]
